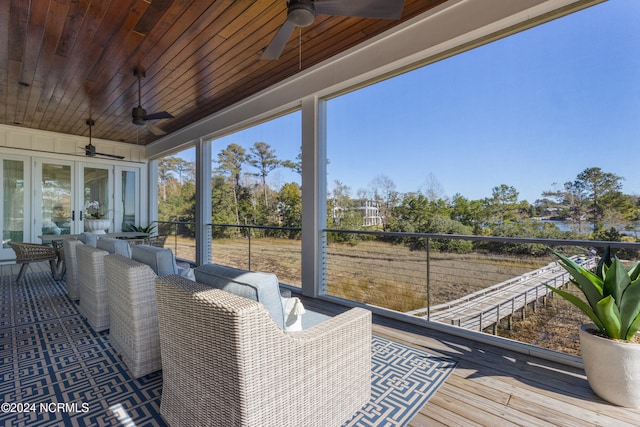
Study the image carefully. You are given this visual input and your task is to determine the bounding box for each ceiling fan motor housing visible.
[132,106,147,125]
[85,144,96,157]
[288,0,315,27]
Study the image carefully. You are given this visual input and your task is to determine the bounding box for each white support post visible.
[195,139,212,266]
[301,96,326,298]
[148,159,159,227]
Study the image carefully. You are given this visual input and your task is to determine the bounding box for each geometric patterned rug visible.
[0,266,455,427]
[343,336,457,427]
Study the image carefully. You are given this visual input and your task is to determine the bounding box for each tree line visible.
[158,143,640,250]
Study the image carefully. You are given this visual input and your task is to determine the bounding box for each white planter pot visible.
[579,324,640,407]
[84,219,110,234]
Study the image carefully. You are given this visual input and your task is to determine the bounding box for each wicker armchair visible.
[155,275,372,427]
[76,238,132,332]
[62,239,84,301]
[104,254,161,378]
[76,245,110,332]
[8,242,58,284]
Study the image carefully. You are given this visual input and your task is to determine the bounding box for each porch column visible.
[195,138,212,266]
[301,96,326,298]
[148,159,159,226]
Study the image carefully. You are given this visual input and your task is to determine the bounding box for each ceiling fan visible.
[261,0,405,60]
[84,119,125,159]
[131,68,174,136]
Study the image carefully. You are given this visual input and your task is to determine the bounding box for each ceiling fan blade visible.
[96,152,125,160]
[314,0,404,19]
[146,122,167,136]
[84,143,125,160]
[261,20,296,60]
[144,111,174,121]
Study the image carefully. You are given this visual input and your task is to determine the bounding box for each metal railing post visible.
[426,237,431,322]
[247,226,251,271]
[174,221,178,254]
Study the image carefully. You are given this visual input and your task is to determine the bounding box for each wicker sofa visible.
[155,274,372,427]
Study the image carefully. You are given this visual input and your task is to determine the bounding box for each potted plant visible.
[547,247,640,407]
[124,223,157,235]
[84,200,111,234]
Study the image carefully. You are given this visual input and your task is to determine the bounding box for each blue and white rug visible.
[0,266,456,426]
[343,336,457,427]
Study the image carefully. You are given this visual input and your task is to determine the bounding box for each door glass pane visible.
[42,163,72,235]
[84,167,110,220]
[3,160,25,244]
[121,170,137,230]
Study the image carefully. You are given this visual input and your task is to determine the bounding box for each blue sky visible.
[185,0,639,203]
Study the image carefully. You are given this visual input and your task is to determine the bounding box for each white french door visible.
[33,159,114,238]
[34,158,76,237]
[0,155,31,259]
[114,165,142,231]
[79,163,113,231]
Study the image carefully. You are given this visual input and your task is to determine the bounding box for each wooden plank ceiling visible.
[0,0,446,145]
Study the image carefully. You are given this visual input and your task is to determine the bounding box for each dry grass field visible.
[324,239,547,312]
[170,235,587,353]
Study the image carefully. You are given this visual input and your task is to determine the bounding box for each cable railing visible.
[321,229,639,355]
[152,220,640,355]
[210,223,303,287]
[154,220,197,261]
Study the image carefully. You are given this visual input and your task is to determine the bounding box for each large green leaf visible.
[626,312,640,340]
[602,258,629,306]
[545,285,604,332]
[596,246,612,277]
[627,261,640,282]
[552,251,603,309]
[619,279,640,338]
[594,295,622,339]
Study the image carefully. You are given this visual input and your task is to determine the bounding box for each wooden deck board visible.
[431,383,546,427]
[407,411,449,427]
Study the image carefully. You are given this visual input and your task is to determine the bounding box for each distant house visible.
[330,200,384,227]
[359,200,384,227]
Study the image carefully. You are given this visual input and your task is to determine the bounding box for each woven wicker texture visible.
[76,244,110,332]
[104,254,162,378]
[62,239,83,301]
[8,242,57,283]
[155,275,372,427]
[8,241,56,261]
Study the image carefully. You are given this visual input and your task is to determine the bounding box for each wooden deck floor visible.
[299,296,640,427]
[3,261,640,426]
